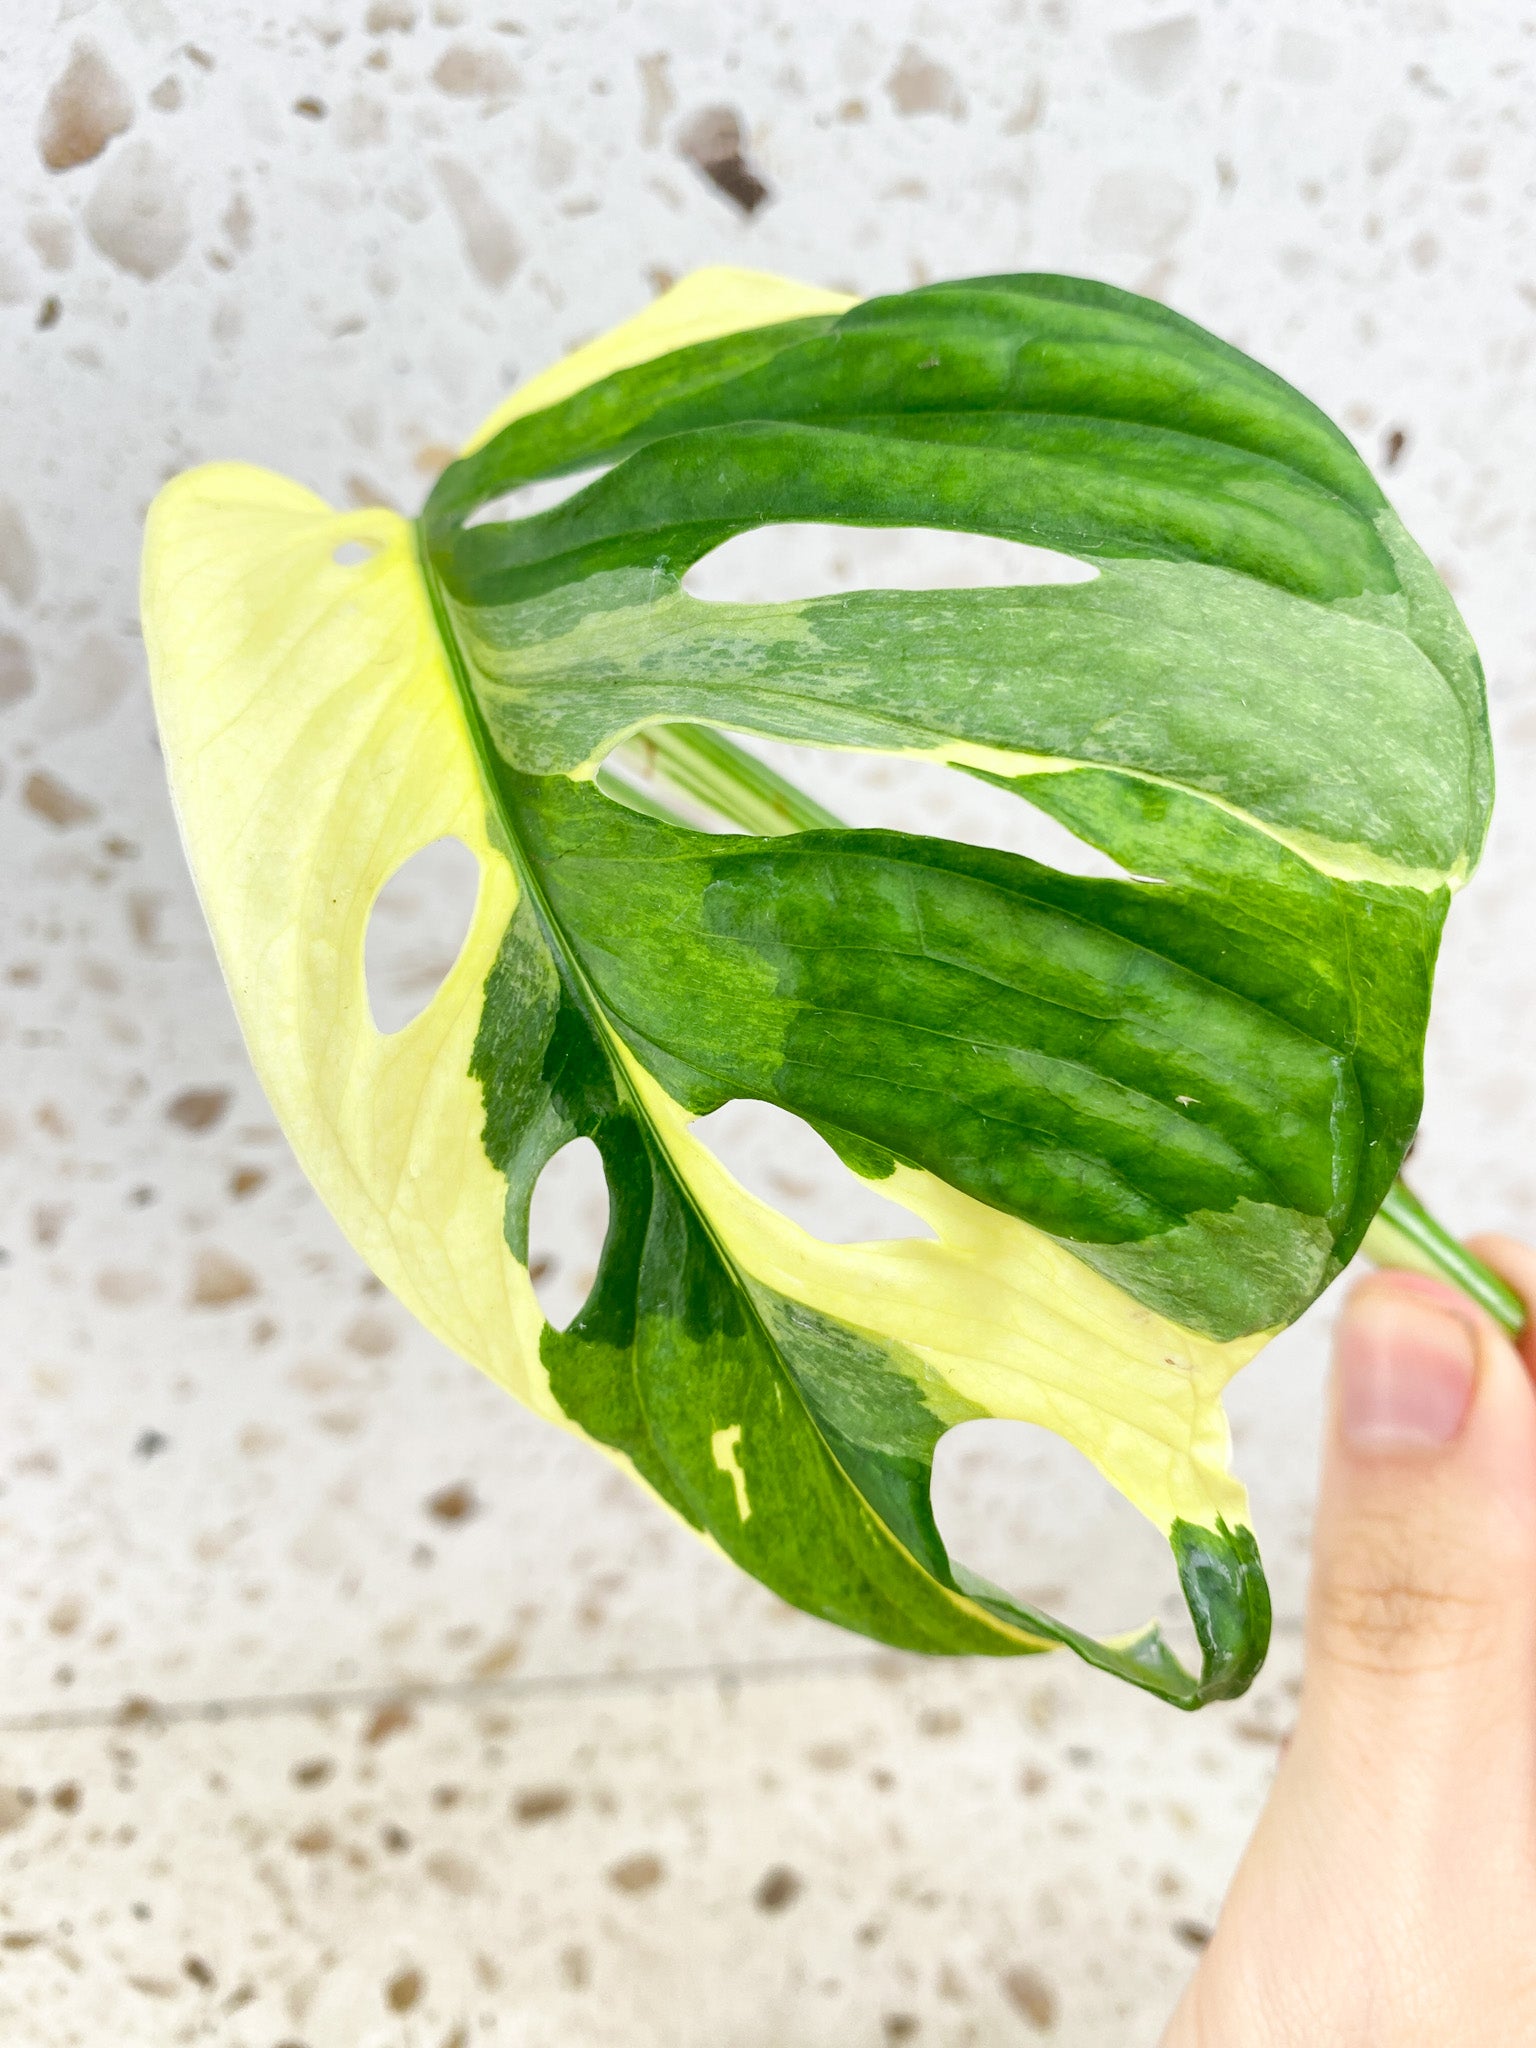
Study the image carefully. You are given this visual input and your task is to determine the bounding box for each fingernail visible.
[1337,1287,1477,1453]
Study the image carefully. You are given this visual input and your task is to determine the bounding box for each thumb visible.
[1159,1261,1536,2046]
[1296,1265,1536,1799]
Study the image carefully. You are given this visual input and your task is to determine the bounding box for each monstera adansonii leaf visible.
[141,267,1492,1707]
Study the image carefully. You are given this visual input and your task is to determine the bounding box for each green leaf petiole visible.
[1363,1179,1526,1337]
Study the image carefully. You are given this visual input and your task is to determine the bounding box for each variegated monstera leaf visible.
[141,268,1490,1706]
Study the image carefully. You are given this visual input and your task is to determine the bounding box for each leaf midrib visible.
[417,522,1049,1648]
[420,519,1237,1701]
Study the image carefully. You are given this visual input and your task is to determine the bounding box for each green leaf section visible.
[428,274,1381,534]
[444,555,1473,881]
[491,770,1446,1342]
[416,271,1488,1705]
[987,766,1446,1292]
[423,275,1489,881]
[463,771,1265,1702]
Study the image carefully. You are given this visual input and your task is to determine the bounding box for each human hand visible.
[1163,1238,1536,2046]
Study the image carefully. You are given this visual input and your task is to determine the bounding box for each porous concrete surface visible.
[2,2,1534,2042]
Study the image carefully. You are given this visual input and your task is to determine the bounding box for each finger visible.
[1160,1261,1536,2048]
[1294,1269,1536,1809]
[1466,1231,1536,1378]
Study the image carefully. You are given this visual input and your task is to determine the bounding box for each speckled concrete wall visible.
[3,3,1535,2044]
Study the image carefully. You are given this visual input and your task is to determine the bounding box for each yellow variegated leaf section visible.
[141,273,859,1428]
[621,1054,1260,1539]
[141,463,554,1418]
[461,266,859,455]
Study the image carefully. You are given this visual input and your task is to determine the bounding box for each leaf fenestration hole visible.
[691,1100,935,1244]
[463,465,613,529]
[527,1137,610,1329]
[735,739,1133,878]
[602,726,1132,879]
[364,836,481,1034]
[681,523,1098,604]
[930,1418,1194,1652]
[333,538,381,566]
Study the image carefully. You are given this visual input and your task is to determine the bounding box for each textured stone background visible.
[3,1,1535,2043]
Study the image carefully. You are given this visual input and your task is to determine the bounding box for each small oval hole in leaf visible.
[930,1417,1193,1651]
[463,465,613,529]
[527,1136,610,1329]
[682,523,1098,604]
[333,538,381,566]
[691,1100,935,1244]
[364,836,481,1034]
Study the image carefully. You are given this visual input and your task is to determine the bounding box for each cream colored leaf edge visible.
[460,266,858,456]
[141,464,556,1420]
[141,265,1255,1557]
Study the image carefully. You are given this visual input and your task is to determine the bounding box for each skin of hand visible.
[1162,1237,1536,2047]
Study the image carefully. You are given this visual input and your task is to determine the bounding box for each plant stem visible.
[1361,1178,1526,1336]
[609,723,1526,1339]
[593,761,695,827]
[609,723,840,835]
